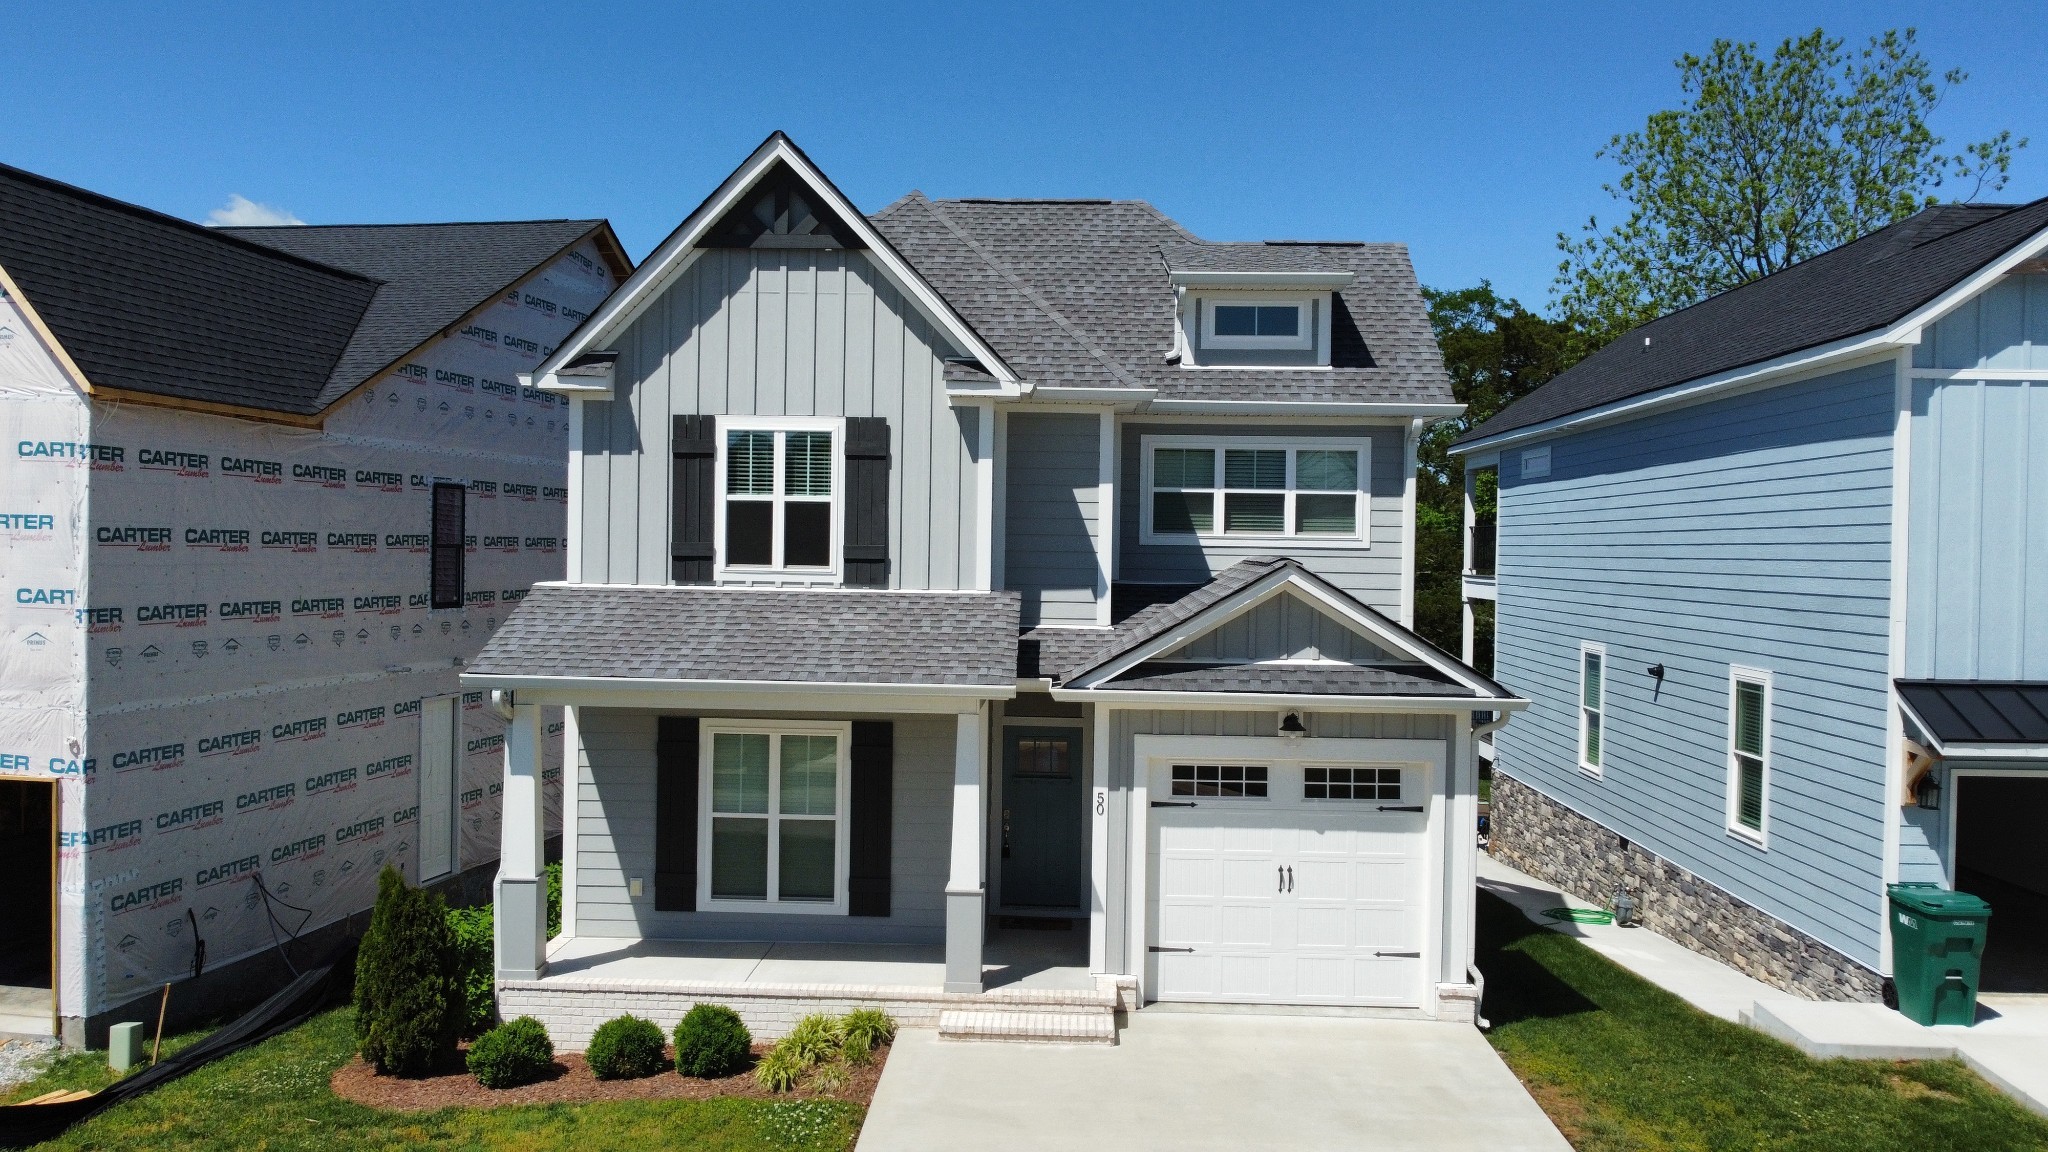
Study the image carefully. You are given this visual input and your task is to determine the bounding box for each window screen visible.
[430,482,465,609]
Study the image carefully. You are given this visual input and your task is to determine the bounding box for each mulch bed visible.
[332,1042,887,1111]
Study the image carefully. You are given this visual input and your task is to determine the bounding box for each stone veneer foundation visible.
[1489,772,1884,1003]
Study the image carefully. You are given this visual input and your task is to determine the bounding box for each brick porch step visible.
[937,1007,1117,1045]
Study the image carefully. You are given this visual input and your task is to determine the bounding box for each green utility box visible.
[1887,883,1992,1027]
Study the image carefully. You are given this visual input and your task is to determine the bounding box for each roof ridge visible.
[0,161,382,286]
[227,218,607,231]
[918,196,1145,388]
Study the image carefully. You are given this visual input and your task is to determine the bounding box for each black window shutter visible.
[654,716,699,911]
[843,417,891,587]
[672,415,716,584]
[429,482,466,609]
[848,720,893,917]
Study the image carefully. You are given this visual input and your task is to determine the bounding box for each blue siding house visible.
[1454,201,2048,1001]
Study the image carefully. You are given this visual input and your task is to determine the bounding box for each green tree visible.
[1413,284,1583,665]
[1557,28,2024,344]
[353,866,464,1076]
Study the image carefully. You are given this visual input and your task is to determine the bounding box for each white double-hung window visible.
[718,417,839,576]
[702,721,850,913]
[1727,668,1771,844]
[1142,436,1369,544]
[1578,643,1606,774]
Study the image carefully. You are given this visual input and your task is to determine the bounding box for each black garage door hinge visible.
[1151,800,1198,808]
[1148,945,1196,953]
[1374,950,1422,958]
[1376,805,1425,813]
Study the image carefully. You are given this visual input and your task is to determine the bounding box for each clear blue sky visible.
[5,2,2044,309]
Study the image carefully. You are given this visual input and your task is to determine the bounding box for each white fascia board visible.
[1168,271,1356,289]
[1145,400,1463,418]
[1024,386,1158,405]
[1453,220,2048,457]
[1051,687,1528,712]
[461,673,1015,712]
[1936,743,2048,761]
[529,134,1021,394]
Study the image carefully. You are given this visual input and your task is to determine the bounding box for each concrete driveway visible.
[856,1011,1571,1151]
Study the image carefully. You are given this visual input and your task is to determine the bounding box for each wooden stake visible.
[151,983,170,1065]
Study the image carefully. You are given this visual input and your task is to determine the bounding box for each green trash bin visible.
[1887,883,1992,1026]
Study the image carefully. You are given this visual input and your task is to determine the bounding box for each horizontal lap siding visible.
[1118,423,1405,615]
[1005,412,1102,625]
[579,249,977,589]
[1492,362,1896,966]
[573,708,951,944]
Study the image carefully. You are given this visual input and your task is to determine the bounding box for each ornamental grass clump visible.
[838,1008,896,1066]
[673,1003,752,1078]
[467,1016,554,1088]
[353,865,464,1077]
[587,1014,667,1081]
[754,1009,896,1093]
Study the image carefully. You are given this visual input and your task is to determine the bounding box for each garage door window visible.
[1303,766,1401,801]
[1171,764,1268,798]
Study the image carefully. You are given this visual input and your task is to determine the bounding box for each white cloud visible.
[204,194,305,227]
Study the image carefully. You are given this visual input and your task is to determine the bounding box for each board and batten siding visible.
[578,249,981,589]
[1491,361,1896,968]
[1004,412,1102,626]
[1117,422,1406,614]
[572,708,953,944]
[1162,592,1398,664]
[1097,708,1451,976]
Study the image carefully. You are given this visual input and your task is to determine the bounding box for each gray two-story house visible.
[467,133,1523,1045]
[1454,199,2048,1002]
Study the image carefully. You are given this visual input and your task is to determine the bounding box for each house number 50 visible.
[1095,789,1106,816]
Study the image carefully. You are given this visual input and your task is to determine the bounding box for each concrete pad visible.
[1748,1000,1956,1060]
[752,943,945,987]
[1479,855,1796,1022]
[0,985,55,1038]
[543,937,771,982]
[857,1011,1571,1152]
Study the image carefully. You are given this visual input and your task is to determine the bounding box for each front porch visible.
[499,928,1121,1048]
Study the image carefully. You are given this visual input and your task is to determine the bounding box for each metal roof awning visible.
[1896,680,2048,759]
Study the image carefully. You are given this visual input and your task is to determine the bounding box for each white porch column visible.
[494,700,547,982]
[944,703,989,993]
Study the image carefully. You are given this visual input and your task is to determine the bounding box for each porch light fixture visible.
[1280,712,1307,737]
[1914,769,1941,811]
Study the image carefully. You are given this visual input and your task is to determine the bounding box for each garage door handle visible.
[1377,805,1424,813]
[1151,800,1197,808]
[1374,950,1421,958]
[1148,945,1196,953]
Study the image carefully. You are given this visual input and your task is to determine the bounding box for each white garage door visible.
[1147,756,1434,1007]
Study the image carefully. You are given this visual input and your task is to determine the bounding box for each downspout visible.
[1468,709,1512,1030]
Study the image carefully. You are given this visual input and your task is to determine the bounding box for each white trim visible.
[1025,386,1158,404]
[974,402,995,592]
[1088,703,1111,974]
[1198,296,1317,351]
[1725,665,1773,849]
[566,397,584,583]
[1578,642,1607,776]
[712,416,844,583]
[1053,688,1525,711]
[532,134,1019,394]
[1881,347,1914,967]
[459,676,1012,715]
[1137,434,1371,547]
[1908,366,2048,380]
[1097,410,1115,626]
[1399,417,1423,627]
[991,407,1008,592]
[697,719,853,915]
[1942,767,2048,888]
[561,705,580,937]
[1168,271,1355,289]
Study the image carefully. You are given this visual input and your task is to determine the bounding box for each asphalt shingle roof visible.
[870,194,1452,405]
[1897,680,2048,745]
[1461,199,2048,444]
[0,161,612,417]
[470,584,1022,686]
[1158,241,1357,275]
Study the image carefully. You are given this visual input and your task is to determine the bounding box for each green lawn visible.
[1476,889,2048,1151]
[9,1008,860,1151]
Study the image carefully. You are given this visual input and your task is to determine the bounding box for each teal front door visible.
[1000,726,1084,910]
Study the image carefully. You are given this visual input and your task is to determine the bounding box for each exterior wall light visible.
[1280,712,1307,737]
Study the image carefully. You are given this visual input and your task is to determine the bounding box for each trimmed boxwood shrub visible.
[587,1014,667,1080]
[353,866,463,1077]
[674,1003,752,1078]
[467,1016,555,1088]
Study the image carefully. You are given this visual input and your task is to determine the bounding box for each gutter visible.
[1049,688,1531,712]
[461,673,1016,701]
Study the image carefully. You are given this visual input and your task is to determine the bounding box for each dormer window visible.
[1203,300,1312,349]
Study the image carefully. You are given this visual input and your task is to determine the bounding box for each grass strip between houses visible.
[1476,888,2048,1151]
[6,1008,861,1152]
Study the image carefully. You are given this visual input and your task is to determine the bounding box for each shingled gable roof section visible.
[224,219,620,409]
[0,161,377,413]
[1458,196,2048,446]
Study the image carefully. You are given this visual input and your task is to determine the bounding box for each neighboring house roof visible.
[223,221,615,409]
[1460,198,2048,446]
[1897,680,2048,747]
[469,584,1022,686]
[0,160,622,418]
[870,194,1453,405]
[1106,661,1471,696]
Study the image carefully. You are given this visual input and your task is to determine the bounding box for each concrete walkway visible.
[858,1011,1571,1152]
[1480,854,2048,1119]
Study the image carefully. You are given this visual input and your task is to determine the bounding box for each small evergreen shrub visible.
[546,859,563,939]
[353,866,463,1077]
[446,903,495,1034]
[674,1003,752,1078]
[467,1016,555,1088]
[587,1014,667,1080]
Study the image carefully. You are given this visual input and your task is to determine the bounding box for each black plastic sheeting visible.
[1,940,353,1149]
